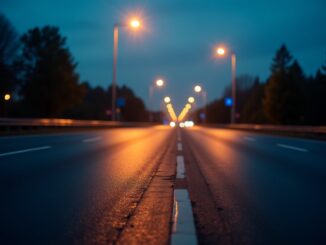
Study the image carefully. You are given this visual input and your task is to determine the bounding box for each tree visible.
[117,85,147,121]
[305,55,326,124]
[242,78,267,123]
[18,26,84,117]
[0,14,19,116]
[263,45,305,124]
[270,44,292,74]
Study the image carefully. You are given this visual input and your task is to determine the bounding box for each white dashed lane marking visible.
[277,143,308,152]
[176,155,185,179]
[82,137,102,143]
[244,136,256,142]
[0,146,52,157]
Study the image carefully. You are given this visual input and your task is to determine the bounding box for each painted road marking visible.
[83,137,102,143]
[0,146,52,157]
[177,143,183,151]
[176,156,185,179]
[244,136,256,142]
[171,189,197,245]
[277,144,308,152]
[177,132,182,141]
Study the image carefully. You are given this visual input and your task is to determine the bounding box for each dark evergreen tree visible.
[18,26,84,117]
[263,45,305,124]
[306,55,326,124]
[242,78,266,123]
[0,14,19,116]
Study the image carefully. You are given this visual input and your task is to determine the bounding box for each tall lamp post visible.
[149,79,165,122]
[194,85,207,123]
[111,18,141,121]
[216,46,237,124]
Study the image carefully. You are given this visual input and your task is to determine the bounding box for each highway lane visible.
[0,126,175,245]
[182,126,326,245]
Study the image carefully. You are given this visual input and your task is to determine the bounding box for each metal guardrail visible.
[1,118,325,136]
[0,118,153,128]
[204,123,326,135]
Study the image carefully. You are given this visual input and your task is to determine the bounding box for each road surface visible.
[0,126,176,244]
[181,127,326,244]
[0,126,325,244]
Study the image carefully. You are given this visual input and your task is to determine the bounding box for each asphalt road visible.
[0,126,325,245]
[0,126,175,244]
[181,126,326,245]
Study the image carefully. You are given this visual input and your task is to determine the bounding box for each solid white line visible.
[176,156,185,179]
[277,143,308,152]
[82,137,102,143]
[244,136,256,142]
[171,189,197,245]
[177,143,183,151]
[0,146,52,157]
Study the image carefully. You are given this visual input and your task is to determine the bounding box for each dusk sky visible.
[1,0,326,111]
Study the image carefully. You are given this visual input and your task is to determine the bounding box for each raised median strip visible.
[171,136,198,245]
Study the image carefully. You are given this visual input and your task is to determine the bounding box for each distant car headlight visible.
[169,121,176,127]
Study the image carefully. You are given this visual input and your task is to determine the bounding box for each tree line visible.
[0,13,148,121]
[1,13,325,125]
[195,45,326,125]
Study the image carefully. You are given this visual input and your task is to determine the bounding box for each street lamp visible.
[149,78,165,122]
[111,17,142,121]
[216,45,237,124]
[156,79,164,87]
[194,85,202,93]
[194,85,207,123]
[164,96,171,103]
[4,94,11,101]
[188,96,195,104]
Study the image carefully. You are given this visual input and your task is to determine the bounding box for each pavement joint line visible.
[177,142,183,151]
[176,155,185,179]
[277,143,308,152]
[82,136,102,143]
[244,136,256,141]
[171,189,198,245]
[0,145,52,157]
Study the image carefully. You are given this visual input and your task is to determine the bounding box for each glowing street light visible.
[111,16,143,121]
[156,79,164,87]
[164,96,171,103]
[149,78,166,122]
[215,45,237,124]
[188,96,195,104]
[194,85,202,93]
[130,19,140,29]
[216,47,226,56]
[4,94,11,101]
[194,85,207,123]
